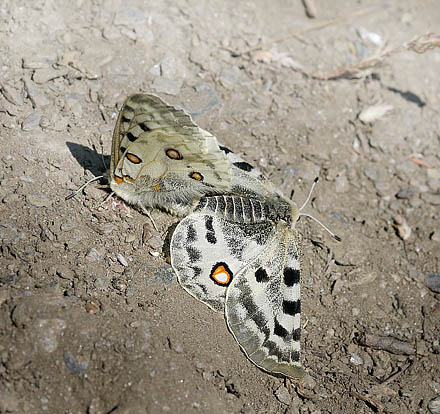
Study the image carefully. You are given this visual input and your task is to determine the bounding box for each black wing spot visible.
[255,267,270,283]
[291,350,300,362]
[292,328,301,341]
[283,267,300,287]
[139,123,151,132]
[219,145,232,154]
[126,132,137,142]
[233,161,254,172]
[282,300,301,316]
[186,224,197,243]
[274,319,289,339]
[120,146,127,153]
[186,246,201,264]
[204,216,217,244]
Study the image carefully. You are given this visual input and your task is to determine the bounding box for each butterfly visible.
[108,93,339,378]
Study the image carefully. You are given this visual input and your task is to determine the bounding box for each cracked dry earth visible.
[1,0,440,413]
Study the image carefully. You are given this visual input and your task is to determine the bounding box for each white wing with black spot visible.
[170,205,275,311]
[226,224,304,378]
[170,195,304,378]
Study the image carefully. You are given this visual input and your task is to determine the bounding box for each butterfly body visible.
[110,93,305,378]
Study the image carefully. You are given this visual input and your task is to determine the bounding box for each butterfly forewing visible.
[109,94,232,215]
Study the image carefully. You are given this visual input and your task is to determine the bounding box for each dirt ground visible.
[1,0,440,413]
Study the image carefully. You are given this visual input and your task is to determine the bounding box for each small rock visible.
[274,384,292,405]
[117,253,129,267]
[56,267,74,280]
[64,93,84,118]
[349,353,363,365]
[22,56,54,69]
[96,223,115,235]
[425,274,440,294]
[86,248,102,261]
[23,78,51,107]
[168,338,183,353]
[430,232,440,242]
[64,351,88,374]
[0,82,23,106]
[19,175,34,183]
[393,215,411,240]
[114,7,147,26]
[396,187,416,199]
[125,234,136,243]
[85,301,100,314]
[22,111,41,131]
[26,193,52,207]
[359,103,393,123]
[32,318,67,353]
[335,175,349,193]
[152,77,182,96]
[421,193,440,206]
[60,222,73,232]
[428,396,440,414]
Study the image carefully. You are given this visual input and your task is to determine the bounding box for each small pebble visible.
[274,384,292,405]
[20,175,34,183]
[393,215,411,240]
[116,253,129,267]
[359,103,393,123]
[64,351,88,374]
[22,111,41,131]
[0,82,23,106]
[85,301,100,314]
[125,234,136,243]
[425,274,440,294]
[26,193,52,207]
[335,175,349,193]
[152,77,182,96]
[396,187,415,199]
[428,396,440,414]
[431,231,440,242]
[86,248,102,261]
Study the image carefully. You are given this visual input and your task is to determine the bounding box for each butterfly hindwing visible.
[170,195,304,378]
[226,224,304,378]
[110,94,231,215]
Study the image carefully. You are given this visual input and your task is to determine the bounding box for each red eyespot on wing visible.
[210,262,233,286]
[189,172,204,181]
[166,148,182,160]
[126,153,142,164]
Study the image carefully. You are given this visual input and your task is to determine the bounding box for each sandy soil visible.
[1,0,440,413]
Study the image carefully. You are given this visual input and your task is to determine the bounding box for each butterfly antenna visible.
[299,213,341,242]
[65,176,104,200]
[298,177,319,212]
[298,177,341,242]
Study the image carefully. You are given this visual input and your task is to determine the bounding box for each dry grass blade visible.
[309,33,440,80]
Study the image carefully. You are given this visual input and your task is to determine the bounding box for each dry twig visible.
[308,33,440,80]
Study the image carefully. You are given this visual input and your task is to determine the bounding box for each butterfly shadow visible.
[66,141,110,178]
